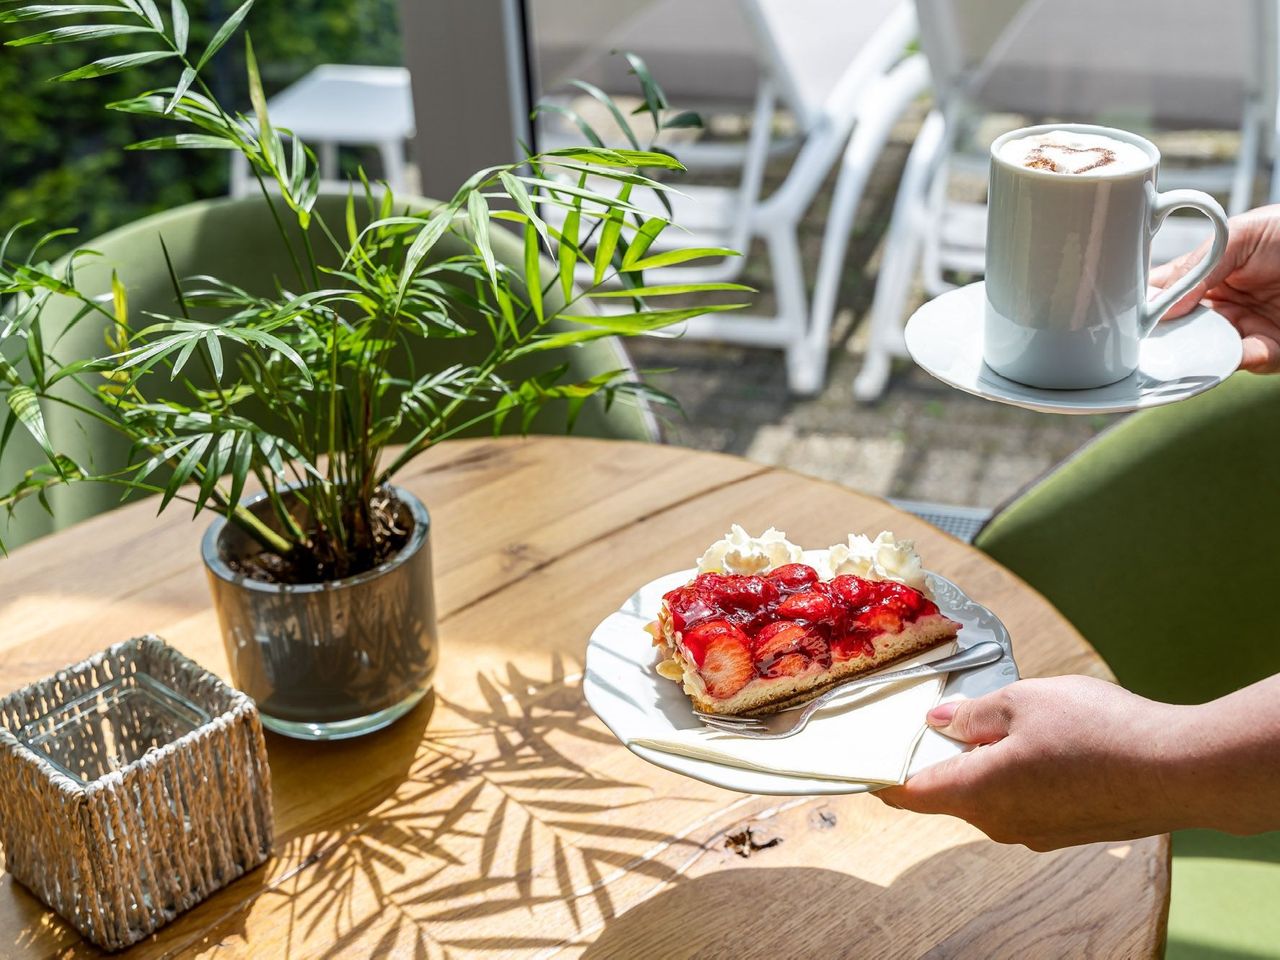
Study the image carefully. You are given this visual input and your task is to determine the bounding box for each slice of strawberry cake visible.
[648,526,960,716]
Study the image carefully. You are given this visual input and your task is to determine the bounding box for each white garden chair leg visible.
[919,102,972,299]
[1272,92,1280,203]
[378,139,409,194]
[229,154,252,198]
[805,54,930,394]
[920,125,962,298]
[854,108,948,403]
[765,225,816,395]
[319,141,339,181]
[1231,98,1263,214]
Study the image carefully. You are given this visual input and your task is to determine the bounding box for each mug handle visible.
[1139,187,1229,337]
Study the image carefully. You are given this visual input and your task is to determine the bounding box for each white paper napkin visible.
[629,642,956,784]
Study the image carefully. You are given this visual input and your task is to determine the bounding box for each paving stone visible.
[978,453,1057,508]
[783,434,906,495]
[661,422,737,453]
[743,423,796,466]
[906,447,985,506]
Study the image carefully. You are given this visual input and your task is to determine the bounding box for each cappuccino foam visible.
[998,130,1150,177]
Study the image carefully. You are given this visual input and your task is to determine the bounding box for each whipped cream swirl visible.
[826,531,928,593]
[696,524,802,575]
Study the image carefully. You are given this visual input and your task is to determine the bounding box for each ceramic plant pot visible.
[202,486,438,740]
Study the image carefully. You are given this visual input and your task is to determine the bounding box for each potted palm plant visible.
[0,0,748,738]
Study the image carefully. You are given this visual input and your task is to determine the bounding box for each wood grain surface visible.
[0,437,1170,959]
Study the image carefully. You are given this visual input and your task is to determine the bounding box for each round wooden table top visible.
[0,437,1169,958]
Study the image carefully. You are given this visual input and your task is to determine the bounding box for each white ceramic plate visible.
[582,552,1020,796]
[904,281,1242,415]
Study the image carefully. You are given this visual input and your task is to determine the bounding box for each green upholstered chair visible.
[1,193,657,549]
[975,372,1280,959]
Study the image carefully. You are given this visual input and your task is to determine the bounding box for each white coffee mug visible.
[983,123,1229,390]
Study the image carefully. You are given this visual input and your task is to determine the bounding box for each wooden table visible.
[0,437,1170,958]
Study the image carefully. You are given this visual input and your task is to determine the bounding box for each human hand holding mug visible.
[1150,203,1280,373]
[983,124,1229,390]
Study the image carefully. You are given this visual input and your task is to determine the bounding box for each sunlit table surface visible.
[0,436,1169,958]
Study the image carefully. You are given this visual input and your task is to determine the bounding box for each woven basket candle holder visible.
[0,635,274,951]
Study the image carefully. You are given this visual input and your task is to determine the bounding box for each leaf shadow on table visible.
[181,652,714,959]
[144,693,440,958]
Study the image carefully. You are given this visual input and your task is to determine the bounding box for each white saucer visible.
[582,552,1019,797]
[904,281,1243,415]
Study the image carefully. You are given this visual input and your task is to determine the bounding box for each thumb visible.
[926,693,1013,744]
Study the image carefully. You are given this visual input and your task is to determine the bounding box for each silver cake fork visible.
[694,640,1004,740]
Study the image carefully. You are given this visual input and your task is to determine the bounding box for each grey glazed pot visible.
[201,486,438,740]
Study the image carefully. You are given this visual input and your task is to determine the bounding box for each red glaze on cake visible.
[651,562,960,715]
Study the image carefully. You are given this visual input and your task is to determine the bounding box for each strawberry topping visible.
[661,563,947,695]
[682,620,754,698]
[681,619,747,667]
[751,621,832,678]
[766,563,821,593]
[775,590,834,623]
[830,628,877,661]
[694,574,778,632]
[662,584,715,633]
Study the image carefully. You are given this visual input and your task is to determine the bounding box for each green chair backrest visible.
[1,193,657,549]
[975,372,1280,705]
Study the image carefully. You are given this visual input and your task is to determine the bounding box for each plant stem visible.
[222,497,295,554]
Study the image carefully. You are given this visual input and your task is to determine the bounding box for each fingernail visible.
[926,702,958,728]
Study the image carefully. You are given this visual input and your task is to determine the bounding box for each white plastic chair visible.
[533,0,925,394]
[229,64,415,198]
[850,0,1278,402]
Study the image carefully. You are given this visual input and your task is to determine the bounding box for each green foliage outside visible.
[0,0,401,259]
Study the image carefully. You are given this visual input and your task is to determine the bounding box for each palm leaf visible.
[159,432,211,511]
[197,0,252,70]
[621,246,737,272]
[557,207,580,304]
[0,6,127,23]
[126,133,236,150]
[467,191,496,285]
[5,385,56,459]
[523,221,543,323]
[170,0,187,53]
[7,24,155,46]
[134,0,163,31]
[620,218,667,268]
[167,66,197,113]
[624,51,668,119]
[397,206,456,297]
[52,50,176,82]
[587,281,754,298]
[592,183,629,286]
[499,170,550,254]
